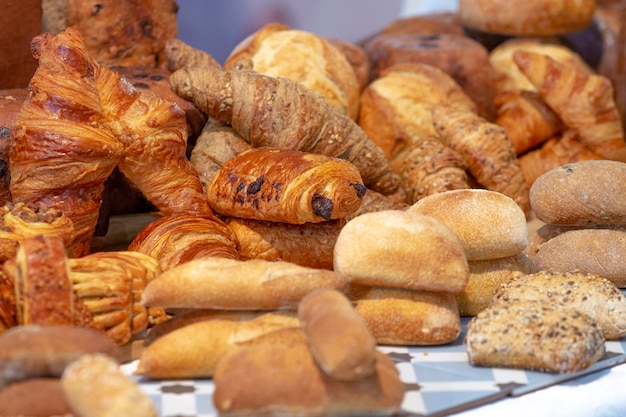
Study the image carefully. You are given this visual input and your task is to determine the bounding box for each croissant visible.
[9,28,124,257]
[207,147,366,224]
[169,62,399,195]
[128,213,239,271]
[94,63,212,216]
[513,50,626,162]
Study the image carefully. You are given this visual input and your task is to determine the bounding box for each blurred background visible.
[176,0,459,65]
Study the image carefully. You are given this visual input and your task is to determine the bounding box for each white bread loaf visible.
[409,189,528,261]
[333,210,469,292]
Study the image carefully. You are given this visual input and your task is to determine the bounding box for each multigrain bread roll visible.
[212,344,405,417]
[532,228,626,287]
[466,301,605,373]
[409,189,528,261]
[141,257,349,310]
[491,271,626,339]
[0,325,120,389]
[333,210,469,292]
[456,254,533,317]
[346,285,461,345]
[459,0,596,36]
[0,378,73,417]
[62,353,158,417]
[529,160,626,226]
[298,289,377,381]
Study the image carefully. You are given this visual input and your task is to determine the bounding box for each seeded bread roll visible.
[333,210,469,292]
[466,301,605,373]
[409,189,528,261]
[491,271,626,339]
[529,160,626,226]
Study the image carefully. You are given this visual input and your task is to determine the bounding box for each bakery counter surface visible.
[121,316,626,417]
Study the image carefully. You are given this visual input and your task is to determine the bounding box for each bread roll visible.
[213,344,404,417]
[136,311,303,379]
[491,271,626,339]
[347,285,461,345]
[529,160,626,226]
[298,289,376,381]
[409,189,528,261]
[0,378,73,417]
[333,210,469,292]
[459,0,596,36]
[141,257,349,310]
[533,228,626,287]
[456,254,533,317]
[466,301,605,373]
[0,325,120,389]
[62,353,157,417]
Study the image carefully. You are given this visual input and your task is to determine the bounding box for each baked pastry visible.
[326,38,371,93]
[459,0,596,36]
[0,89,27,206]
[466,301,605,373]
[0,378,73,417]
[225,23,360,120]
[207,147,366,224]
[0,269,16,333]
[128,213,239,271]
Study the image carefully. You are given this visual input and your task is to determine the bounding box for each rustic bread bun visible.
[346,284,461,345]
[533,228,626,287]
[491,271,626,339]
[362,32,496,120]
[409,189,529,261]
[333,210,469,292]
[0,378,73,417]
[466,301,605,373]
[459,0,596,36]
[225,23,360,120]
[530,160,626,226]
[456,254,533,317]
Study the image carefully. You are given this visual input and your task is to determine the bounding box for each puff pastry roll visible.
[207,147,366,224]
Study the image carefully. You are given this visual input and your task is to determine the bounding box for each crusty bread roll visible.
[213,344,405,417]
[298,289,377,381]
[0,378,73,417]
[456,254,533,317]
[136,311,303,379]
[409,189,528,261]
[346,284,461,345]
[491,271,626,339]
[533,228,626,287]
[459,0,596,36]
[62,353,157,417]
[530,160,626,226]
[333,210,469,292]
[0,325,120,389]
[466,301,605,373]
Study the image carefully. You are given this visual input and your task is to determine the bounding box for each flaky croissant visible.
[207,147,366,224]
[9,28,124,257]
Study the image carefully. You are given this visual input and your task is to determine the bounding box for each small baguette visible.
[346,284,461,345]
[334,210,469,292]
[141,257,349,310]
[298,289,377,381]
[466,301,605,373]
[62,353,158,417]
[0,325,121,389]
[491,271,626,339]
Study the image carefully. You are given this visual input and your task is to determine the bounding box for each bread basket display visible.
[1,0,626,416]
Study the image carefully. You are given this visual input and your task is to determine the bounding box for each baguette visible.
[298,289,377,381]
[141,257,349,310]
[491,271,626,339]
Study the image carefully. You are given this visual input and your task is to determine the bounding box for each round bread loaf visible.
[408,189,529,261]
[333,210,469,292]
[529,160,626,226]
[459,0,596,36]
[0,378,73,417]
[533,228,626,287]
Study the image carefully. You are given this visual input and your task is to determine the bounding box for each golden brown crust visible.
[207,147,366,224]
[0,269,16,333]
[128,213,239,271]
[459,0,596,36]
[0,378,73,417]
[326,38,371,93]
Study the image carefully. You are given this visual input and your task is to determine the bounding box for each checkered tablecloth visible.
[122,317,626,417]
